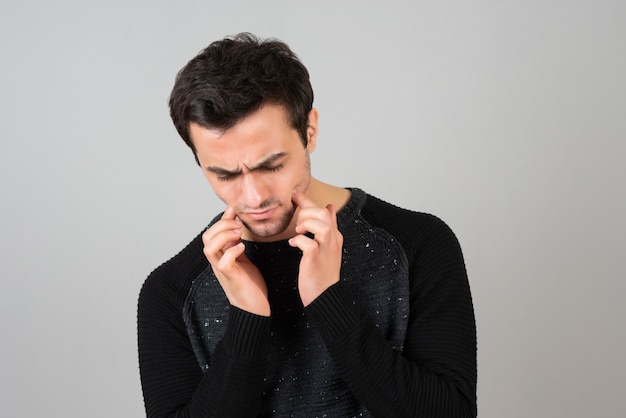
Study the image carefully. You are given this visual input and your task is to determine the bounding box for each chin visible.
[246,223,288,240]
[244,206,295,240]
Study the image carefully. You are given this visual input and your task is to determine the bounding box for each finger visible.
[203,220,242,245]
[292,189,317,209]
[288,234,318,253]
[295,217,329,236]
[203,218,243,261]
[326,204,339,229]
[217,241,246,271]
[206,208,242,238]
[295,204,337,234]
[221,206,237,220]
[295,205,331,233]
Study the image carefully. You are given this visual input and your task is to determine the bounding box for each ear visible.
[306,108,319,153]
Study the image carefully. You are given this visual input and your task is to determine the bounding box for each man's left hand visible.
[289,190,344,306]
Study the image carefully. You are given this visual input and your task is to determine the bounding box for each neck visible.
[305,178,351,211]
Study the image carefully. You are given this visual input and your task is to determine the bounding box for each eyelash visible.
[216,164,284,182]
[268,163,284,173]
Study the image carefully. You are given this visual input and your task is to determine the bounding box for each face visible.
[189,104,318,242]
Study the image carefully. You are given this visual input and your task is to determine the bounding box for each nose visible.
[240,173,267,209]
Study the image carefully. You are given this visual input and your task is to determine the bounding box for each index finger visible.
[292,189,318,209]
[221,206,237,220]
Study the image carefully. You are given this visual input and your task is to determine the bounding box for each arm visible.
[305,215,477,418]
[137,237,272,417]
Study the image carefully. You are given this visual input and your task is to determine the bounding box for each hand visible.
[288,190,344,306]
[202,207,270,316]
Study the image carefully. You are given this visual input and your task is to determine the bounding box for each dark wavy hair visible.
[169,33,314,161]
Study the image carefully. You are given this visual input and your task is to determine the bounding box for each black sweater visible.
[138,188,477,417]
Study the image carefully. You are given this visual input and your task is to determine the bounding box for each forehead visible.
[189,104,299,166]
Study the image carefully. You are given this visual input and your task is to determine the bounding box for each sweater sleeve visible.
[305,213,477,418]
[137,245,272,417]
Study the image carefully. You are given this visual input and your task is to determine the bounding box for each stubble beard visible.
[241,202,297,239]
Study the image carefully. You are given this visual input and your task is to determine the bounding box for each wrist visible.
[223,305,272,358]
[305,283,361,343]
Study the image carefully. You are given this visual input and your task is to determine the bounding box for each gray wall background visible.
[1,1,624,417]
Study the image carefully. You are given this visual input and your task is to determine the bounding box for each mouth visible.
[243,207,277,221]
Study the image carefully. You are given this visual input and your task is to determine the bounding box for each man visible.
[138,32,477,417]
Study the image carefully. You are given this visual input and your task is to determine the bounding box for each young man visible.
[138,33,477,417]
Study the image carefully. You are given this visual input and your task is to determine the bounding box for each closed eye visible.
[216,173,235,182]
[209,168,240,182]
[265,163,284,173]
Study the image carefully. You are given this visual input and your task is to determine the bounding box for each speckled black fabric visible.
[183,189,409,416]
[138,188,477,417]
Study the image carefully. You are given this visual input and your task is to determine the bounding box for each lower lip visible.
[245,207,276,221]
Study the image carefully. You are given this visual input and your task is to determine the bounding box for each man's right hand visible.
[202,207,270,316]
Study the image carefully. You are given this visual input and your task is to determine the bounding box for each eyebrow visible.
[205,152,287,176]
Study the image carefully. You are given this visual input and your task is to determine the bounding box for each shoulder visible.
[360,193,460,251]
[138,230,209,312]
[357,192,466,282]
[359,192,470,307]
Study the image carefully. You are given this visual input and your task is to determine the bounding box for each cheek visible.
[273,169,301,194]
[205,177,237,205]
